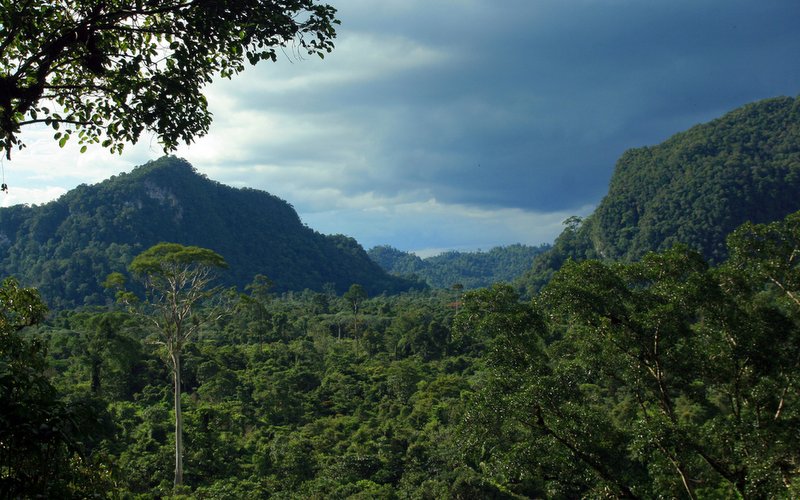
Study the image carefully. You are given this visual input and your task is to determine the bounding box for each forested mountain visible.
[0,157,419,308]
[369,243,550,289]
[522,95,800,292]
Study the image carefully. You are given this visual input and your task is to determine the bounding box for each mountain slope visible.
[369,243,550,289]
[522,95,800,292]
[0,157,419,308]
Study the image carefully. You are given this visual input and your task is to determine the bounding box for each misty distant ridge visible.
[368,244,550,290]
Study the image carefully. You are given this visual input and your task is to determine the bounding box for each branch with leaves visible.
[0,0,339,159]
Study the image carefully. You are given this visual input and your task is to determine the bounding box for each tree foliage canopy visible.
[8,210,800,497]
[128,242,228,341]
[0,0,338,158]
[1,278,113,497]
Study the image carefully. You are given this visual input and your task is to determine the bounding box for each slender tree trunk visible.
[353,309,359,356]
[172,349,184,486]
[90,356,101,394]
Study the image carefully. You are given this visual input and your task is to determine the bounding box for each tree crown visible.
[129,242,228,277]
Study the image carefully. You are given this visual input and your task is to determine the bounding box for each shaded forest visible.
[4,209,800,498]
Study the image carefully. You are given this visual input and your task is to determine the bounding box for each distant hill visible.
[0,157,420,309]
[369,243,550,289]
[521,95,800,292]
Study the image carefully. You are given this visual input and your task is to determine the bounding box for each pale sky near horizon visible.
[2,0,800,257]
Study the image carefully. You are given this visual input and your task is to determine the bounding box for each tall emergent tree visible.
[343,283,366,345]
[0,0,338,159]
[125,243,228,486]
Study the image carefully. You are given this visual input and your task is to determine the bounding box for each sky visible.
[3,0,800,257]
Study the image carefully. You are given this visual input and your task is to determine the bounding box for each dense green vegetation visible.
[0,278,116,497]
[369,243,550,290]
[0,157,420,309]
[522,96,800,293]
[5,97,800,498]
[4,210,800,498]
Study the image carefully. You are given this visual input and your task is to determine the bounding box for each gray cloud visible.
[202,0,800,215]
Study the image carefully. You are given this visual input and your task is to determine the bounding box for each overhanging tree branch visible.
[0,0,339,159]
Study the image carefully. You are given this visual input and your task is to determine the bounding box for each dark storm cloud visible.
[285,0,800,212]
[166,0,800,252]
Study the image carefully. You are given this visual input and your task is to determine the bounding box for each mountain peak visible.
[129,155,197,177]
[521,95,800,293]
[0,158,419,308]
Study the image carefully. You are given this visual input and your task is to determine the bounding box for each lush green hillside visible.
[0,157,419,308]
[369,243,550,289]
[7,209,799,498]
[522,95,800,292]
